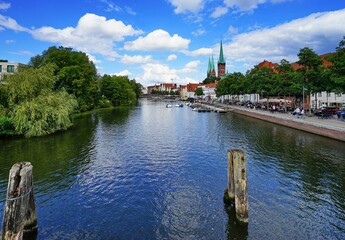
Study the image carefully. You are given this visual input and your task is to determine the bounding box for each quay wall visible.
[231,108,345,142]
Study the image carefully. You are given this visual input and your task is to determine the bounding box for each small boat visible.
[166,104,172,108]
[176,103,184,107]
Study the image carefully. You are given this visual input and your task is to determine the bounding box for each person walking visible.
[295,107,301,118]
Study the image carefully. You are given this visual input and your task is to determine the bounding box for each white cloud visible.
[228,25,238,34]
[0,15,29,32]
[183,47,213,57]
[223,0,291,13]
[211,6,228,18]
[111,69,132,77]
[179,60,201,73]
[167,54,177,61]
[136,62,200,87]
[223,9,345,71]
[0,2,10,10]
[121,54,152,64]
[124,29,190,51]
[168,0,204,14]
[31,13,143,59]
[139,63,177,85]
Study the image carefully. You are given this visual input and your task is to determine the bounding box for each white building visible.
[310,92,345,109]
[0,61,21,81]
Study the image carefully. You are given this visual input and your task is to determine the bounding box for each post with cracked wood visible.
[224,149,248,224]
[1,162,38,240]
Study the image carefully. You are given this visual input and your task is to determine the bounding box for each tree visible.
[100,75,137,106]
[3,64,78,137]
[329,36,345,93]
[195,87,204,96]
[28,46,100,111]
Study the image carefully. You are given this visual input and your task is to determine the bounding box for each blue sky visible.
[1,0,345,87]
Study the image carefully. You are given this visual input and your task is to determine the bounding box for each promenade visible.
[213,103,345,142]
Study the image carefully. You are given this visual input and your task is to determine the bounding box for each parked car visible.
[314,106,338,118]
[336,108,345,120]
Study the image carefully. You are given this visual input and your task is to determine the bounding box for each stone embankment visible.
[205,102,345,142]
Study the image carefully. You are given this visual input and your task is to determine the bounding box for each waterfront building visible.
[0,60,22,82]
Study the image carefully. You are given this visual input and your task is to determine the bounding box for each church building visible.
[207,41,226,78]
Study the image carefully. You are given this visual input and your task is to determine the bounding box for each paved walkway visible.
[222,104,345,133]
[193,101,344,142]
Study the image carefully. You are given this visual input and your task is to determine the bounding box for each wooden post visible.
[224,149,248,224]
[2,162,38,240]
[227,150,235,200]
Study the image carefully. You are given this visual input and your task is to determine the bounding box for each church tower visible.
[217,40,226,78]
[207,55,216,78]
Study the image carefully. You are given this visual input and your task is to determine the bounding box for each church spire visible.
[218,40,225,64]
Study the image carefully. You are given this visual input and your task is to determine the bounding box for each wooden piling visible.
[225,149,248,224]
[226,150,235,201]
[2,162,38,240]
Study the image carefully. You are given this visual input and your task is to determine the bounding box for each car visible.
[314,106,338,118]
[336,108,345,120]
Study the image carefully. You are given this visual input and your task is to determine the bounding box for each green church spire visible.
[211,55,215,71]
[218,40,225,64]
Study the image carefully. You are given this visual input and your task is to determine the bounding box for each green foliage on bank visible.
[0,46,142,137]
[216,36,345,98]
[0,64,78,137]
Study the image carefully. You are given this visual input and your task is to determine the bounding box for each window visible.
[318,93,322,97]
[327,92,331,97]
[336,93,342,97]
[0,65,2,73]
[7,65,15,73]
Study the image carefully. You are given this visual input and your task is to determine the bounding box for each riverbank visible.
[203,102,345,142]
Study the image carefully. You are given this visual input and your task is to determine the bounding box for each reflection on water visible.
[0,99,345,239]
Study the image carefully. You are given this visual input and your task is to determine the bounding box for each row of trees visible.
[216,36,345,101]
[0,46,142,137]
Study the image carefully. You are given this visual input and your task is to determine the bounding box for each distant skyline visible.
[1,0,345,87]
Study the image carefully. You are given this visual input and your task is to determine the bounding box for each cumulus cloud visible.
[30,13,143,59]
[223,9,345,70]
[121,54,152,64]
[168,0,204,14]
[167,54,177,61]
[182,47,213,57]
[139,63,177,84]
[136,61,200,87]
[124,29,190,51]
[179,60,201,73]
[111,69,132,76]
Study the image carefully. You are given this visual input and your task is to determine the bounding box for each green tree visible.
[3,64,78,137]
[28,46,100,111]
[329,36,345,93]
[195,87,204,96]
[100,75,137,106]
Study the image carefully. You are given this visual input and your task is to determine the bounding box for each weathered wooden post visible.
[2,162,38,240]
[224,149,248,224]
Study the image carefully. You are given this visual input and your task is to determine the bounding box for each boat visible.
[166,104,172,108]
[176,103,184,107]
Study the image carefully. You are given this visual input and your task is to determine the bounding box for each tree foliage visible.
[28,46,100,111]
[100,75,138,106]
[215,36,345,100]
[2,64,78,137]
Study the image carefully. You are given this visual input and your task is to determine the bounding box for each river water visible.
[0,99,345,239]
